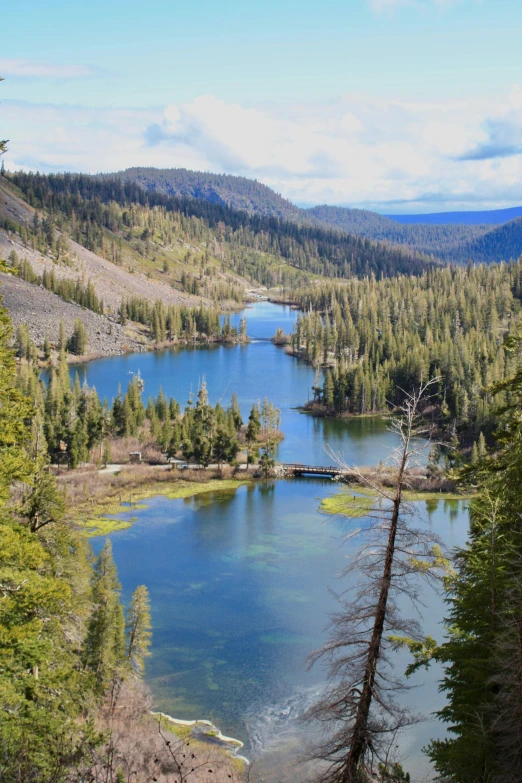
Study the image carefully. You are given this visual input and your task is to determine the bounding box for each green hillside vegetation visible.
[0,173,249,307]
[112,167,522,265]
[6,171,433,285]
[116,166,307,221]
[0,294,153,778]
[454,216,522,263]
[282,261,522,456]
[307,203,493,259]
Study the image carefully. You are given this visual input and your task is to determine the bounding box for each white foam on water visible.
[244,685,323,755]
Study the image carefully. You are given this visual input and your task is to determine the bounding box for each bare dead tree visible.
[306,381,447,783]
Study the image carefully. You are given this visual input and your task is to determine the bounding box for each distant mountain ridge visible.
[116,167,522,264]
[384,206,522,226]
[116,167,307,222]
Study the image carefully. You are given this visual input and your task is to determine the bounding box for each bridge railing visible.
[281,463,345,474]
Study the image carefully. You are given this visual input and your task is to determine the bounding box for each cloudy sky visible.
[2,0,522,213]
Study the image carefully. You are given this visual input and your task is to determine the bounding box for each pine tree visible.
[83,541,126,690]
[67,319,88,355]
[125,585,152,676]
[58,319,66,352]
[43,334,51,360]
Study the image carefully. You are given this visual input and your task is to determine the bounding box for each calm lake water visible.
[80,301,469,782]
[71,301,400,467]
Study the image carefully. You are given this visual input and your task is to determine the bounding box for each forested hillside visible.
[306,204,491,259]
[115,166,306,221]
[279,261,522,456]
[453,216,522,263]
[6,171,432,281]
[117,167,522,264]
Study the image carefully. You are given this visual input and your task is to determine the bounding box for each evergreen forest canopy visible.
[283,261,522,455]
[116,166,306,221]
[0,294,156,780]
[113,167,522,264]
[421,332,522,782]
[6,171,434,282]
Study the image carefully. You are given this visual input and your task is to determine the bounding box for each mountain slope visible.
[453,217,522,263]
[0,175,202,314]
[117,168,522,263]
[8,171,433,281]
[115,167,307,222]
[305,204,492,258]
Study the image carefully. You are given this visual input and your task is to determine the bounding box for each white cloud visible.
[3,87,522,212]
[0,58,99,80]
[369,0,468,11]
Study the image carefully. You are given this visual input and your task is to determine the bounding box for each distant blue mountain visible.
[384,207,522,226]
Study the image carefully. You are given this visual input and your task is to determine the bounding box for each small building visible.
[129,451,142,464]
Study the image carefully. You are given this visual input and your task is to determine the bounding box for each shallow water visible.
[79,301,469,781]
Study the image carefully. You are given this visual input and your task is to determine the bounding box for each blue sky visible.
[2,0,522,212]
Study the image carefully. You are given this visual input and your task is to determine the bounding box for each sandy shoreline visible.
[151,710,250,766]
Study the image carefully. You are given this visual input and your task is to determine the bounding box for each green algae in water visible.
[259,631,319,645]
[82,517,134,537]
[84,479,250,537]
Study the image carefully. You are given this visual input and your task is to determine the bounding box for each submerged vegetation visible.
[79,477,250,537]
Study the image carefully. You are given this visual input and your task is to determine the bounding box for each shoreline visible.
[42,333,252,367]
[66,464,468,539]
[151,711,250,766]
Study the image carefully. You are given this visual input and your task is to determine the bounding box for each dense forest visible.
[306,204,492,259]
[281,261,522,453]
[116,166,306,221]
[0,295,154,779]
[308,204,522,263]
[419,341,522,782]
[6,171,433,282]
[115,167,522,265]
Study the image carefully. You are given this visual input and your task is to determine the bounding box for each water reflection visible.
[93,479,469,782]
[64,302,403,467]
[83,301,471,780]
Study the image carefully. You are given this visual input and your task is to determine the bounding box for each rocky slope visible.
[0,272,143,356]
[0,176,203,315]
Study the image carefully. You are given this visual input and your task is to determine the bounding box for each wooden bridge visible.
[281,463,346,478]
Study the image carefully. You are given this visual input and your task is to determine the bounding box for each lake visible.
[78,301,469,781]
[70,301,402,468]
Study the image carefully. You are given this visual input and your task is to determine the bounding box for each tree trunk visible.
[341,451,407,782]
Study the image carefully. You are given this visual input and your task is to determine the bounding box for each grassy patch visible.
[81,517,134,537]
[146,478,249,501]
[320,492,375,518]
[320,484,472,521]
[77,478,250,537]
[343,483,472,502]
